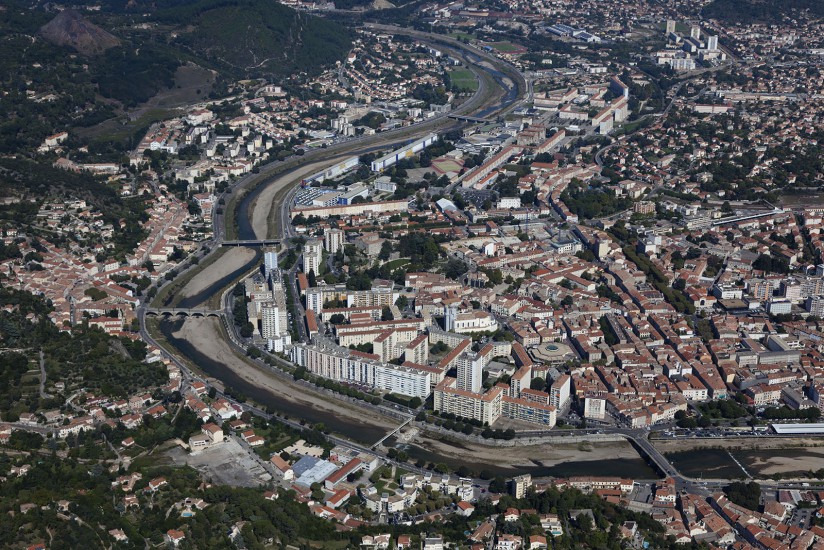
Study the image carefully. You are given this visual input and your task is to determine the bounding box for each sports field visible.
[448,68,478,91]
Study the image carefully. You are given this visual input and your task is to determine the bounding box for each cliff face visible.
[39,9,120,55]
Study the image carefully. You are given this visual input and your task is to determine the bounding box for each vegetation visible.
[0,287,166,419]
[0,158,149,259]
[723,481,761,511]
[561,180,631,219]
[703,0,824,23]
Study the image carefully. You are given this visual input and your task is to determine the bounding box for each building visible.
[457,352,484,394]
[583,395,605,420]
[434,378,504,425]
[291,343,431,398]
[304,239,323,276]
[371,134,438,172]
[511,474,532,498]
[263,248,279,279]
[324,228,344,255]
[549,374,571,409]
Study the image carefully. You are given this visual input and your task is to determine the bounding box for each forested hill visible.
[159,0,354,78]
[2,0,352,111]
[703,0,824,23]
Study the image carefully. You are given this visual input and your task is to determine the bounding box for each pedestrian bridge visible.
[145,308,222,318]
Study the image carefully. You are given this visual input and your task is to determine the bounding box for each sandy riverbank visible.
[178,247,256,300]
[410,434,641,471]
[173,317,398,433]
[653,437,824,453]
[749,449,824,476]
[249,159,333,239]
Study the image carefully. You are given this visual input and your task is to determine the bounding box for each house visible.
[147,477,167,492]
[397,535,412,550]
[457,500,475,517]
[361,534,391,550]
[270,455,295,481]
[504,508,521,522]
[109,529,128,542]
[497,534,523,550]
[165,529,186,547]
[529,535,548,549]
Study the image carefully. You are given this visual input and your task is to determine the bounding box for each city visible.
[1,0,823,548]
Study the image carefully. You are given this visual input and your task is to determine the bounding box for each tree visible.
[381,306,393,321]
[378,240,393,261]
[307,269,317,287]
[724,481,761,510]
[395,295,409,309]
[443,258,468,280]
[530,377,546,391]
[329,314,345,325]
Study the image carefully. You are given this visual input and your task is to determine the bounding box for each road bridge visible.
[144,308,222,317]
[448,114,492,124]
[221,239,281,247]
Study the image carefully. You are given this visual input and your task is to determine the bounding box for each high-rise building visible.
[549,374,571,409]
[665,20,676,34]
[707,35,718,51]
[323,228,344,255]
[690,25,701,40]
[444,305,458,332]
[456,352,483,394]
[261,302,285,339]
[303,239,323,276]
[510,474,532,499]
[263,248,279,279]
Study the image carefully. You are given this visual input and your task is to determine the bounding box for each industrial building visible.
[370,134,439,172]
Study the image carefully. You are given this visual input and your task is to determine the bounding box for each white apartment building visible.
[263,248,279,279]
[456,352,484,394]
[303,239,323,276]
[323,228,344,255]
[549,374,571,409]
[291,343,431,398]
[583,395,606,420]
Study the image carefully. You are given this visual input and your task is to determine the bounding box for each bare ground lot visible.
[167,438,269,487]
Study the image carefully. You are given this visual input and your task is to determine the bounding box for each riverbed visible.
[656,437,824,479]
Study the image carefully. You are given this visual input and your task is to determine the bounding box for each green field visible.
[449,32,476,41]
[448,68,479,92]
[488,42,522,53]
[381,258,410,270]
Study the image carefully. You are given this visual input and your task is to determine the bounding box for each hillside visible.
[703,0,824,23]
[39,9,120,55]
[162,0,353,77]
[0,0,353,154]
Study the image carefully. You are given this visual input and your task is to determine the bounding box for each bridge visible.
[371,415,415,450]
[145,308,223,317]
[448,114,492,124]
[221,239,282,247]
